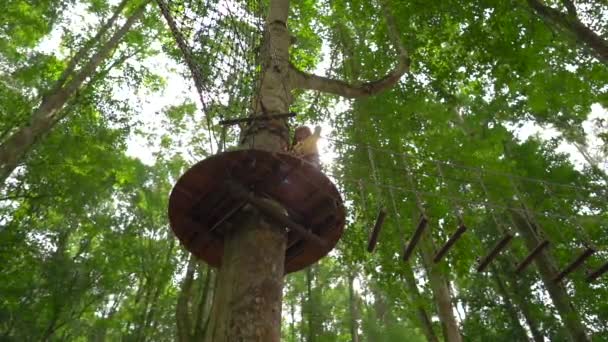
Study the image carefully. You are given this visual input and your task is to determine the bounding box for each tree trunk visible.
[510,209,589,342]
[419,226,462,342]
[204,0,292,340]
[347,273,360,342]
[490,264,531,341]
[402,263,440,342]
[306,266,315,342]
[496,259,546,342]
[0,1,148,187]
[204,206,287,341]
[193,266,214,340]
[201,0,409,339]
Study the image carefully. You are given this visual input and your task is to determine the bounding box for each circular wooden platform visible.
[168,149,345,273]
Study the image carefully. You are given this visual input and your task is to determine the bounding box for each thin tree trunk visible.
[510,208,590,342]
[306,266,316,342]
[290,297,296,342]
[402,264,440,342]
[490,264,531,341]
[348,273,360,342]
[419,226,462,342]
[497,259,546,342]
[176,256,197,342]
[193,266,214,340]
[0,1,148,186]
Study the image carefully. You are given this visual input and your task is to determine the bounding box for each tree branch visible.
[561,0,577,17]
[527,0,608,64]
[290,2,409,98]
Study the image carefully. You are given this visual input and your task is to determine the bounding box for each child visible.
[292,126,321,168]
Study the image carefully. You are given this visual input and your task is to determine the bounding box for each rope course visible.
[324,135,607,283]
[155,0,607,286]
[155,0,267,152]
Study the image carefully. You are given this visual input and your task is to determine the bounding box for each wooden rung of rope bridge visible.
[367,207,387,253]
[476,233,514,272]
[402,215,428,261]
[553,246,596,283]
[515,239,550,274]
[433,224,468,263]
[587,260,608,283]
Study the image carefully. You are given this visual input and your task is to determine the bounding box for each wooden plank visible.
[219,112,296,126]
[433,224,468,263]
[402,215,428,262]
[225,181,326,247]
[367,208,387,253]
[515,239,550,274]
[586,260,608,283]
[554,247,596,283]
[476,233,514,272]
[208,201,247,234]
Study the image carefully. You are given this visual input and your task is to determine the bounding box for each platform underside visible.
[168,149,345,273]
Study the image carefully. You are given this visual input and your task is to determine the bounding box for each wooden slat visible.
[515,239,550,274]
[433,224,468,263]
[367,208,387,253]
[208,201,247,234]
[219,112,296,126]
[586,260,608,283]
[554,247,596,283]
[402,215,428,261]
[476,233,514,272]
[226,181,326,247]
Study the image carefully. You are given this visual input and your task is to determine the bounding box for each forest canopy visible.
[0,0,606,341]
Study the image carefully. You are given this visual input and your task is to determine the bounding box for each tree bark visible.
[0,1,148,187]
[510,208,590,342]
[419,226,462,342]
[204,206,286,342]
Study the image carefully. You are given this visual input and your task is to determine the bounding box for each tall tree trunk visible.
[200,0,407,339]
[290,297,296,342]
[193,266,214,340]
[204,0,291,341]
[510,209,589,342]
[347,273,360,342]
[419,226,462,342]
[496,259,546,342]
[401,263,440,342]
[0,1,148,187]
[306,266,315,342]
[204,206,287,341]
[490,265,531,341]
[176,256,197,342]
